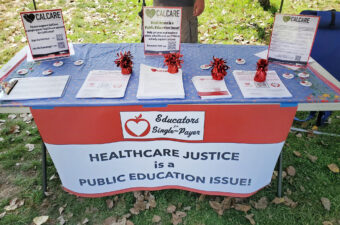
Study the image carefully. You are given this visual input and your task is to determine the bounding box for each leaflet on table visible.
[268,14,319,66]
[192,76,232,99]
[137,64,185,99]
[233,70,292,98]
[0,75,69,100]
[20,9,70,60]
[143,7,182,55]
[76,70,130,99]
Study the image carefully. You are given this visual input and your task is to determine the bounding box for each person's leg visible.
[153,2,198,43]
[181,7,198,43]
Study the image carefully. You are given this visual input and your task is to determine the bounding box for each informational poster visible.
[32,104,297,197]
[143,7,182,55]
[20,9,70,60]
[268,14,319,66]
[233,70,292,98]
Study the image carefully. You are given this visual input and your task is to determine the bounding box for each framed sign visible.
[20,9,70,60]
[143,7,182,55]
[268,14,320,66]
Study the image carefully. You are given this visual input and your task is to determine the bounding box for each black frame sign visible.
[20,9,70,60]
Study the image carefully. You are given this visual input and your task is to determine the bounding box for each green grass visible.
[0,0,340,224]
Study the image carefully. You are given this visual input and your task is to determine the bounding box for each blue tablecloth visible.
[1,43,339,108]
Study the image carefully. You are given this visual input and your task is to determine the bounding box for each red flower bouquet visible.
[114,51,133,75]
[254,59,268,82]
[209,57,230,80]
[164,52,183,74]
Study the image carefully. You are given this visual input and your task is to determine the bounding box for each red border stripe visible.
[63,185,260,198]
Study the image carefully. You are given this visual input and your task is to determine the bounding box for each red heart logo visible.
[124,114,151,137]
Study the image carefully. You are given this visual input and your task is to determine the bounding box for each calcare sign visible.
[120,111,205,140]
[20,9,70,60]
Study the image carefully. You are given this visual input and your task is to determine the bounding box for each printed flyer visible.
[268,14,319,66]
[20,9,70,60]
[143,7,182,55]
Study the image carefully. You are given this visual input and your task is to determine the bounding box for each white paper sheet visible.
[137,64,185,99]
[233,70,292,98]
[76,70,130,98]
[0,75,69,100]
[192,76,232,99]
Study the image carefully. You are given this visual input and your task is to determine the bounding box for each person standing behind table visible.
[153,0,205,43]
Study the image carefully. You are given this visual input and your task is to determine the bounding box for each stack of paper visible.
[0,75,69,100]
[137,64,185,99]
[192,76,232,99]
[76,70,130,98]
[233,70,292,98]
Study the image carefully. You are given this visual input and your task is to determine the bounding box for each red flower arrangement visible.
[114,51,133,75]
[254,59,268,82]
[164,52,183,74]
[209,57,230,80]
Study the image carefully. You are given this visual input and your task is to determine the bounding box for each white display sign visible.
[46,140,284,196]
[20,9,70,60]
[268,14,319,66]
[143,7,182,55]
[120,111,205,140]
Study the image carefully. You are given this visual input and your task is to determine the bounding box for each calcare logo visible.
[145,9,156,18]
[283,15,291,22]
[23,13,35,23]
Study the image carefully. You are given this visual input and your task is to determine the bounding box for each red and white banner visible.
[31,104,297,197]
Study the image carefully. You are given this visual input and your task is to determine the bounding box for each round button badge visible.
[236,58,246,65]
[300,80,312,87]
[282,73,294,79]
[74,60,84,66]
[200,64,211,70]
[53,61,64,67]
[42,70,53,76]
[298,72,309,78]
[17,69,28,75]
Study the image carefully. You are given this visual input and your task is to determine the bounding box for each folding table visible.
[1,43,339,197]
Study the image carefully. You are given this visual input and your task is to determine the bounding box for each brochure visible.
[137,64,185,99]
[233,70,292,98]
[192,76,232,99]
[76,70,130,98]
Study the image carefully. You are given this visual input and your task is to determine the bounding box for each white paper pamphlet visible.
[192,76,232,99]
[233,70,292,98]
[76,70,130,99]
[137,64,185,99]
[268,14,319,66]
[0,75,69,100]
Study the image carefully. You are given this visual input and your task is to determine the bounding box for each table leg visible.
[42,142,47,195]
[279,0,284,13]
[277,152,283,197]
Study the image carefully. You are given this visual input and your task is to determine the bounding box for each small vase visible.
[121,67,132,75]
[254,70,267,82]
[168,64,178,74]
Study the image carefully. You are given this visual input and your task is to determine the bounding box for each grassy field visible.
[0,0,340,224]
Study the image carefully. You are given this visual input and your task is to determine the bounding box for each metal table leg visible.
[279,0,284,13]
[277,152,283,197]
[42,142,47,195]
